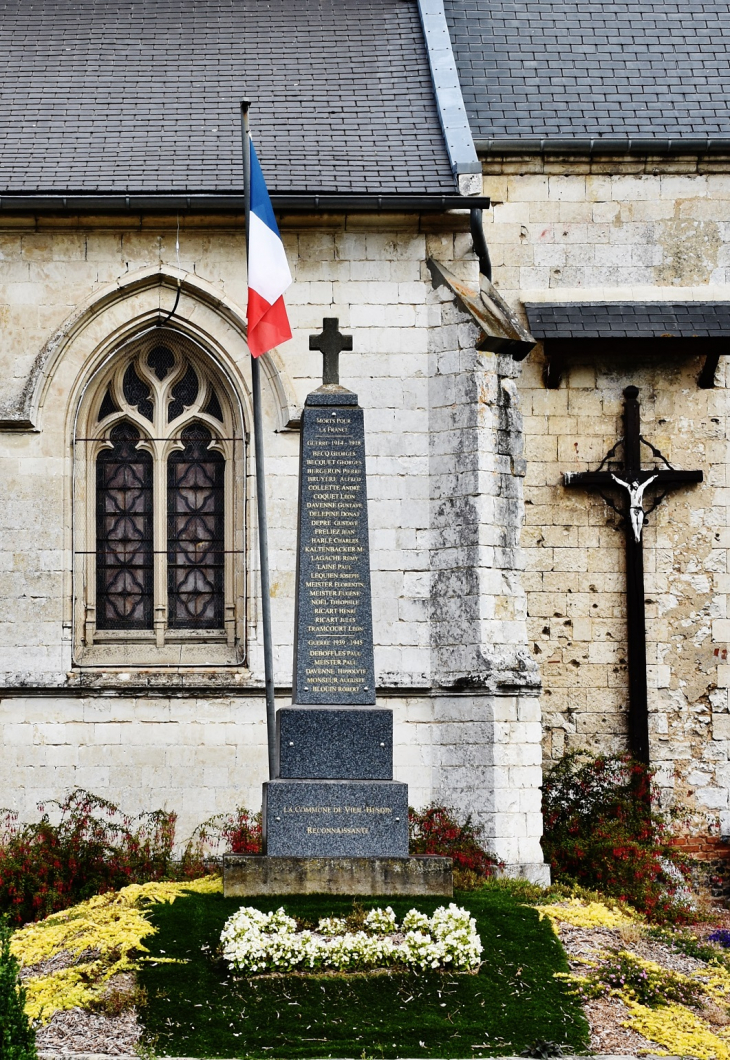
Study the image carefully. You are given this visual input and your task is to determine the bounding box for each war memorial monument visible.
[224,321,452,896]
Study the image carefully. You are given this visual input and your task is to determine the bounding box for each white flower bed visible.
[220,903,482,975]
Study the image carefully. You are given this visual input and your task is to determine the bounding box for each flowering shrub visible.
[541,751,693,923]
[408,805,502,887]
[194,807,262,856]
[577,951,703,1008]
[363,907,397,934]
[0,790,210,926]
[220,903,482,975]
[316,917,347,936]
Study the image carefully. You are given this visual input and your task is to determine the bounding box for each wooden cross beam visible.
[309,317,353,386]
[563,386,703,764]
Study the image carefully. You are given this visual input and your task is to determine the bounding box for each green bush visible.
[541,751,693,923]
[0,915,37,1060]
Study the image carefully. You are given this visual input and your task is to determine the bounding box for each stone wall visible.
[0,687,546,878]
[481,156,730,827]
[0,209,546,875]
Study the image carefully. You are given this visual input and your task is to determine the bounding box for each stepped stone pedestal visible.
[223,855,452,896]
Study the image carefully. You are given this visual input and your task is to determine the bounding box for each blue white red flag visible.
[247,139,292,357]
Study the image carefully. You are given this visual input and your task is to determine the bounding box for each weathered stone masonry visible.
[481,156,730,833]
[0,210,547,879]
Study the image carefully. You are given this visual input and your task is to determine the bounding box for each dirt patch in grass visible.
[136,886,589,1059]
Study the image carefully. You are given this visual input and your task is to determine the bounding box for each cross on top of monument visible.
[309,317,353,386]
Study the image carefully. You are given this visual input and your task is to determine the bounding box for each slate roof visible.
[445,0,730,143]
[525,303,730,339]
[0,0,456,195]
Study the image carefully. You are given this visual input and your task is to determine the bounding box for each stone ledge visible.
[497,861,552,887]
[223,855,453,896]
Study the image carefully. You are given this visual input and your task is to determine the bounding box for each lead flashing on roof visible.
[416,0,482,193]
[475,137,730,156]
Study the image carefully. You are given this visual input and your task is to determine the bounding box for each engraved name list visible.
[293,402,375,705]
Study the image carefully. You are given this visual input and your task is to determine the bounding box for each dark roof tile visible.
[446,0,730,140]
[0,0,455,195]
[525,302,730,338]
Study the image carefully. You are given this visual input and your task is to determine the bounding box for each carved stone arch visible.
[3,264,301,434]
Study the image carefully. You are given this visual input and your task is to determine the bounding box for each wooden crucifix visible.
[309,317,353,385]
[563,386,703,764]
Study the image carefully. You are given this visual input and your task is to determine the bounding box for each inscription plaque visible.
[264,780,409,857]
[292,390,375,705]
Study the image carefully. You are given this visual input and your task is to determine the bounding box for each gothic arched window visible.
[74,329,245,667]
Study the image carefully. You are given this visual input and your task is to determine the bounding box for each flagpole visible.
[241,100,277,781]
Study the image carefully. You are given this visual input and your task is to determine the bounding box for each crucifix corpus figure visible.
[563,386,703,764]
[309,317,353,385]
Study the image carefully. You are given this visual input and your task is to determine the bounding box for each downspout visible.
[470,208,492,281]
[416,0,492,275]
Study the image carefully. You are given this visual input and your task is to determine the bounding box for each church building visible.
[1,0,729,881]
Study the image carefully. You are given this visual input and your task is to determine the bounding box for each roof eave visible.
[0,192,491,212]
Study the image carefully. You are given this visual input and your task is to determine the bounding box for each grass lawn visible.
[137,884,589,1058]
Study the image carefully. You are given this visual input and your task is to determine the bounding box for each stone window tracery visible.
[74,328,245,667]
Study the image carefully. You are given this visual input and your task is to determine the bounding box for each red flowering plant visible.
[0,790,209,926]
[408,804,502,889]
[541,751,694,923]
[192,807,263,856]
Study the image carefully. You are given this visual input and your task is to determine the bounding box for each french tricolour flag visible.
[247,140,292,357]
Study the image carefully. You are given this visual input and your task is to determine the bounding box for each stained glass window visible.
[147,345,175,380]
[97,388,118,422]
[122,363,153,421]
[203,388,224,422]
[167,424,225,628]
[96,423,153,629]
[86,331,237,652]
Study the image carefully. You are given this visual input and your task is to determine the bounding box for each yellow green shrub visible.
[12,876,221,1023]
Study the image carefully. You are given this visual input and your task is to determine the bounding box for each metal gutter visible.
[475,136,730,155]
[0,192,490,212]
[416,0,482,194]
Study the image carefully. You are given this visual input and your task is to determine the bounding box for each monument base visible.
[223,855,453,897]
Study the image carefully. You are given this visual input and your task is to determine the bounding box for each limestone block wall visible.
[0,687,547,876]
[423,273,545,877]
[0,209,546,873]
[480,155,730,826]
[0,213,459,691]
[0,692,425,841]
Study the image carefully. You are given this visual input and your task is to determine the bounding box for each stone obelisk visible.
[223,320,452,895]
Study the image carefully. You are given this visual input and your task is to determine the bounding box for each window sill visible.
[76,639,244,667]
